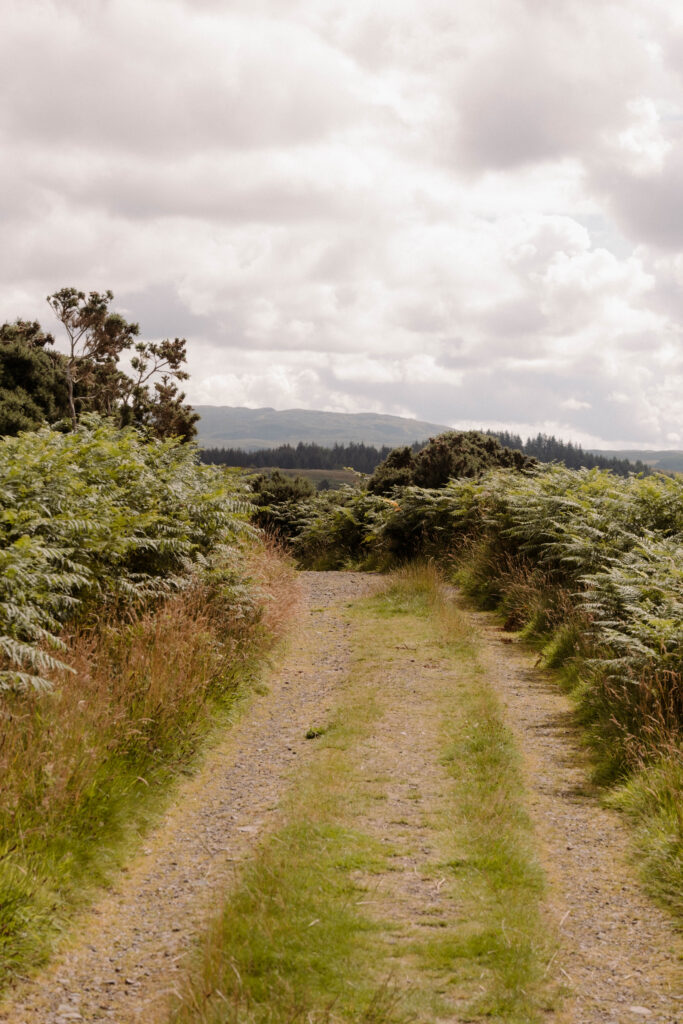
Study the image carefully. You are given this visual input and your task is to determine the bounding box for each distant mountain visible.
[589,449,683,473]
[194,406,450,450]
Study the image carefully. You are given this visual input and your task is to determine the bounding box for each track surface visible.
[0,573,679,1023]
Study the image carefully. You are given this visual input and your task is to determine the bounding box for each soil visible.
[468,603,682,1024]
[0,572,379,1024]
[0,572,680,1024]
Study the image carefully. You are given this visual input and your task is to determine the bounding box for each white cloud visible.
[1,0,682,447]
[561,398,592,411]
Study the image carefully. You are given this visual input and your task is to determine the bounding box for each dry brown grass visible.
[0,541,300,983]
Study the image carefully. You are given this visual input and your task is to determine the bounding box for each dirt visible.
[0,572,680,1024]
[465,603,682,1024]
[0,572,379,1024]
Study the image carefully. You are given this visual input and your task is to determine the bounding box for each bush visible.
[367,431,535,494]
[0,418,251,691]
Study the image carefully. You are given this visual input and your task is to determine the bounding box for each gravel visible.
[0,573,679,1024]
[0,572,378,1024]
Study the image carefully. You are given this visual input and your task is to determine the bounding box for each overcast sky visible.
[2,0,683,447]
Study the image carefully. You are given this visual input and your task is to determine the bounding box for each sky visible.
[2,0,683,448]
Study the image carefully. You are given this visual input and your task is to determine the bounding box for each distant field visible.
[242,466,360,488]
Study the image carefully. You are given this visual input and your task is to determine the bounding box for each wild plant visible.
[0,417,252,691]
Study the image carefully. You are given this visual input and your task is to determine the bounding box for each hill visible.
[193,407,683,474]
[589,449,683,473]
[194,406,449,449]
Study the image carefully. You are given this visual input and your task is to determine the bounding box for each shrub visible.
[0,418,251,691]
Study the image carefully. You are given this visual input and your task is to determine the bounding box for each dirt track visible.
[468,602,682,1024]
[0,573,680,1023]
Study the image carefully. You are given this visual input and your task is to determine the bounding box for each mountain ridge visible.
[194,405,450,449]
[194,405,683,472]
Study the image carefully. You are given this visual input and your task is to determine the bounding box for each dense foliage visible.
[367,431,536,493]
[248,469,316,536]
[0,418,250,691]
[201,440,394,473]
[0,320,70,434]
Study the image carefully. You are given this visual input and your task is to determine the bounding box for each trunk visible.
[66,363,77,430]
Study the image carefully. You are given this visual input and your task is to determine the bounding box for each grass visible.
[436,648,551,1018]
[170,564,556,1023]
[608,755,683,918]
[170,822,400,1024]
[374,566,556,1022]
[0,543,299,988]
[169,609,402,1024]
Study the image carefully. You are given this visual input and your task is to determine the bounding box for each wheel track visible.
[0,572,379,1024]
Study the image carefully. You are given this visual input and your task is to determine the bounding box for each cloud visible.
[0,2,367,156]
[448,3,648,171]
[1,0,682,447]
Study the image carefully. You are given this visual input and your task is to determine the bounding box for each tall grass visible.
[0,413,301,985]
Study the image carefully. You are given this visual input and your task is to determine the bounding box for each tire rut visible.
[466,602,682,1024]
[0,572,379,1024]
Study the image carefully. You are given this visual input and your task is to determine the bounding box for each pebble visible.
[1,575,680,1024]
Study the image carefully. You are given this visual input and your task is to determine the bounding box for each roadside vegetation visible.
[250,434,683,918]
[170,566,555,1024]
[0,418,298,984]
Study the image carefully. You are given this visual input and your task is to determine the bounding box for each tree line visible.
[201,433,650,478]
[200,441,396,473]
[488,431,650,476]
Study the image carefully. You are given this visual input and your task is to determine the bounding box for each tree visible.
[46,288,197,440]
[122,337,199,440]
[0,320,70,435]
[365,445,415,493]
[126,371,199,442]
[46,288,140,429]
[368,431,536,494]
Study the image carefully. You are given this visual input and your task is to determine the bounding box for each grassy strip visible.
[170,822,400,1024]
[169,619,401,1024]
[456,542,683,921]
[370,566,555,1022]
[0,545,298,988]
[171,565,554,1024]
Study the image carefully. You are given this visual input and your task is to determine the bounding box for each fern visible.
[0,419,253,691]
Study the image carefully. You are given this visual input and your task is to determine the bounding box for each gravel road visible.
[0,573,679,1024]
[0,572,379,1024]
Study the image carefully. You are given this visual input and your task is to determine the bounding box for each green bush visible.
[367,430,535,493]
[248,470,315,539]
[0,418,251,691]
